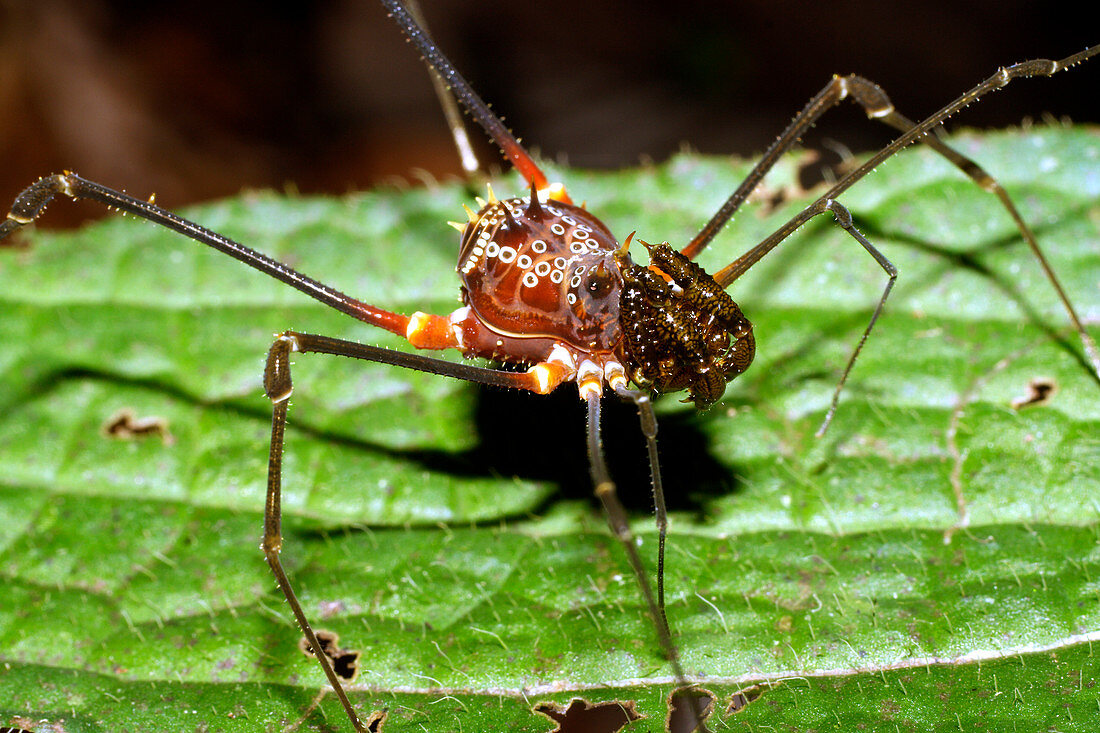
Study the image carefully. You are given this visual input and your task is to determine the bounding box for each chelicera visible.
[2,2,1097,731]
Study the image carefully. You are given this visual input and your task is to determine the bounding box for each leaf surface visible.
[1,127,1099,732]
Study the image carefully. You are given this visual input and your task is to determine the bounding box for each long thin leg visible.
[403,0,482,178]
[586,392,710,732]
[722,196,899,435]
[696,48,1100,379]
[262,330,580,731]
[263,335,367,731]
[686,48,1097,261]
[0,173,412,336]
[379,0,573,204]
[870,108,1100,379]
[0,171,481,355]
[680,74,887,260]
[613,384,669,623]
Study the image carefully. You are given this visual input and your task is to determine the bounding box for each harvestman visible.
[2,2,1098,730]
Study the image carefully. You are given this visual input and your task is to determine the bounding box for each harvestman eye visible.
[1,3,1097,731]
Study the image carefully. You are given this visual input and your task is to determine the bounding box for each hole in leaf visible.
[102,408,175,444]
[668,687,714,733]
[534,698,642,733]
[727,684,765,714]
[364,710,386,732]
[298,630,361,682]
[1010,376,1057,409]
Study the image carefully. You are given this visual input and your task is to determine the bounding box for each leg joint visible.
[264,332,300,402]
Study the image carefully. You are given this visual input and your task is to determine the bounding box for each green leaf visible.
[1,126,1099,732]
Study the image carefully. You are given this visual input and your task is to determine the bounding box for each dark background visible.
[2,0,1097,228]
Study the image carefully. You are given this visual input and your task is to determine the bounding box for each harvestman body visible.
[2,2,1098,730]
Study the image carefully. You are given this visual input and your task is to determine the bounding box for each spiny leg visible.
[613,384,669,622]
[262,331,581,731]
[868,106,1100,379]
[379,0,572,203]
[717,196,898,435]
[0,172,417,336]
[0,170,496,361]
[680,73,903,261]
[698,47,1100,384]
[403,0,482,179]
[262,337,367,730]
[585,391,710,732]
